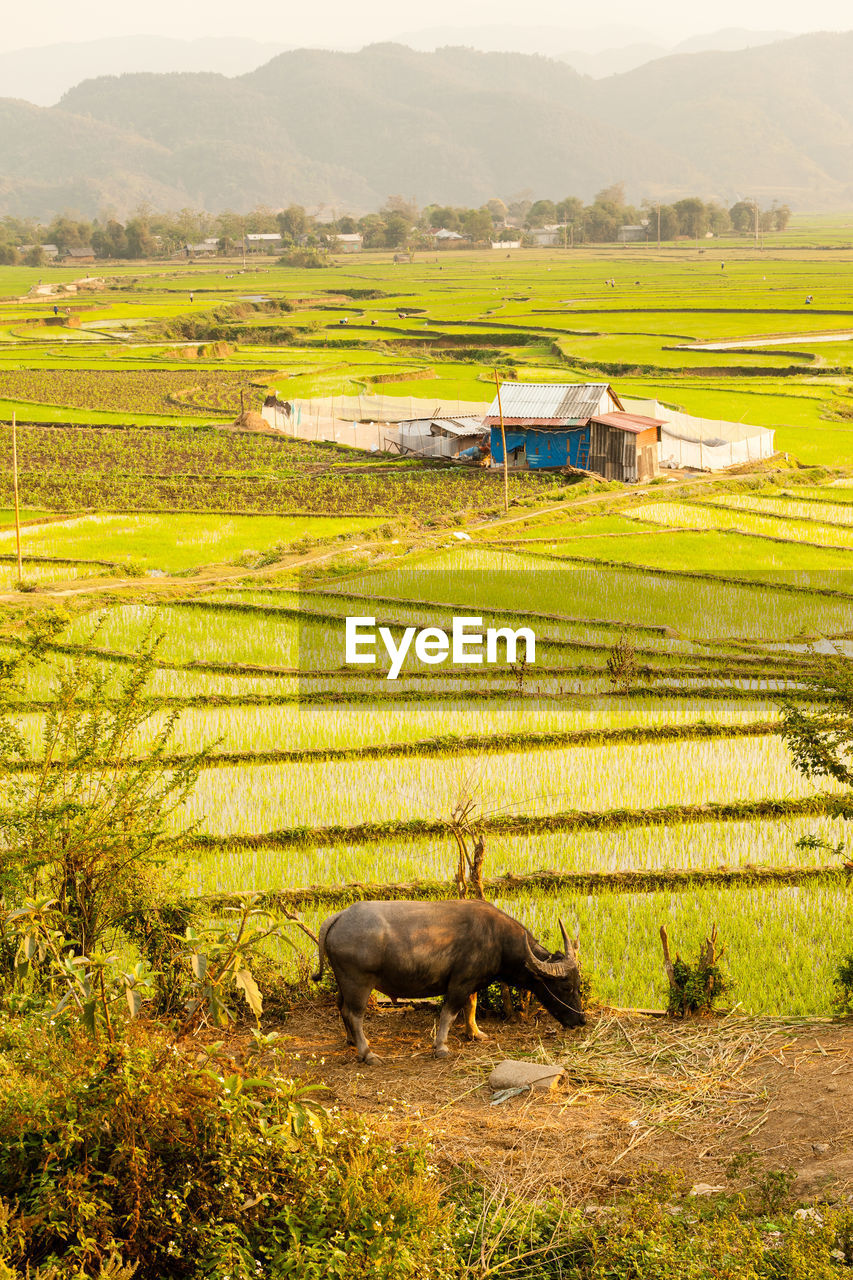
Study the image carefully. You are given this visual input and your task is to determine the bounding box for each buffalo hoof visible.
[434,1045,450,1059]
[361,1051,381,1066]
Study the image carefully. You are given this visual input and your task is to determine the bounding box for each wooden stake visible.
[11,413,22,582]
[494,368,509,514]
[659,924,676,990]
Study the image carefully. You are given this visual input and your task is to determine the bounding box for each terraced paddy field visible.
[2,239,853,464]
[0,229,851,1026]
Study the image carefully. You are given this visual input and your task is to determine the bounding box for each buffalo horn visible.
[524,933,576,979]
[559,919,580,960]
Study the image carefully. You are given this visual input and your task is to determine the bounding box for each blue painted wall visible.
[490,425,589,469]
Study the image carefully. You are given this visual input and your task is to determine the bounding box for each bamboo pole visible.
[494,368,509,514]
[11,413,22,582]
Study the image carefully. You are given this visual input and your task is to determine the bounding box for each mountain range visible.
[2,34,853,220]
[0,28,793,107]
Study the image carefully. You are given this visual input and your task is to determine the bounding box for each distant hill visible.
[2,35,853,218]
[0,35,288,108]
[557,28,792,78]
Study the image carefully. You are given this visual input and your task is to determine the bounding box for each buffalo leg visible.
[336,989,355,1046]
[463,992,488,1042]
[337,976,380,1065]
[434,988,471,1057]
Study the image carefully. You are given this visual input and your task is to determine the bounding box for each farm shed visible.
[62,246,95,264]
[485,382,658,481]
[244,233,284,253]
[530,225,568,246]
[334,233,363,252]
[397,415,487,459]
[588,412,663,482]
[185,240,218,257]
[617,225,648,242]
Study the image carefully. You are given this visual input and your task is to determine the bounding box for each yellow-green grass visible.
[0,508,51,525]
[532,528,853,579]
[508,881,851,1016]
[626,501,853,550]
[179,811,843,898]
[0,513,382,573]
[0,561,90,589]
[62,600,675,674]
[213,587,703,654]
[10,694,781,759]
[706,492,853,527]
[176,735,837,835]
[333,549,853,638]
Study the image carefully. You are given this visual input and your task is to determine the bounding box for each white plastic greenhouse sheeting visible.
[622,398,775,471]
[261,394,489,451]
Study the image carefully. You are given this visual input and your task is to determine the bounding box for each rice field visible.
[323,551,853,639]
[2,242,853,1020]
[177,735,839,835]
[706,491,853,526]
[183,812,846,897]
[625,501,853,550]
[0,511,382,573]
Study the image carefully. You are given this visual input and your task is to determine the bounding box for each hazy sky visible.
[2,0,852,52]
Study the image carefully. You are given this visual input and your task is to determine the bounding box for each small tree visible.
[778,648,853,788]
[0,617,204,963]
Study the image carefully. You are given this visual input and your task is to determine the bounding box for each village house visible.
[184,239,219,257]
[244,233,284,253]
[529,224,569,247]
[61,246,96,264]
[19,243,58,259]
[426,228,467,247]
[617,225,648,242]
[334,233,363,253]
[486,382,664,483]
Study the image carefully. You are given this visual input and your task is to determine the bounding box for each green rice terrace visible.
[1,234,851,1029]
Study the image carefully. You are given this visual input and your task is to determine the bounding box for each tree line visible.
[0,187,792,262]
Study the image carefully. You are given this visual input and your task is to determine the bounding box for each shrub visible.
[0,1034,457,1280]
[832,952,853,1014]
[661,924,732,1017]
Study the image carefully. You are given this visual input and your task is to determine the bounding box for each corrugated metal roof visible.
[430,417,486,436]
[400,415,485,434]
[486,383,619,422]
[591,411,665,435]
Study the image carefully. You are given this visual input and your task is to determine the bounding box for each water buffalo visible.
[313,899,586,1064]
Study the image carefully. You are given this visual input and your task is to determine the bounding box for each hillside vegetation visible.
[4,34,853,216]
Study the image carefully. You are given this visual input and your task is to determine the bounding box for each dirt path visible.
[267,1002,853,1202]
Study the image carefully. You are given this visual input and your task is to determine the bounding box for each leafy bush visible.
[661,925,732,1018]
[453,1173,853,1279]
[279,249,330,268]
[0,1034,456,1280]
[832,952,853,1014]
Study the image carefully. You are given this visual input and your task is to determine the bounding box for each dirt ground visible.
[261,998,853,1203]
